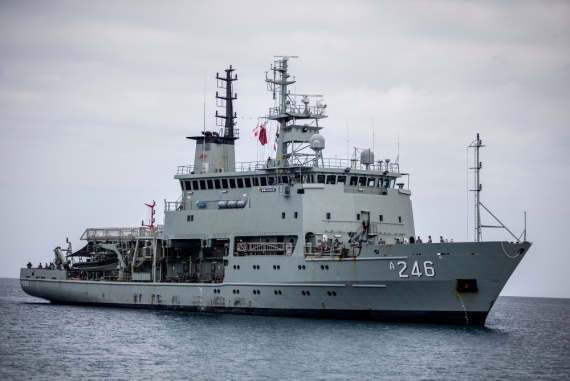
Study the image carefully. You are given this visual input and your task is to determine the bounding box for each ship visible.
[20,57,531,326]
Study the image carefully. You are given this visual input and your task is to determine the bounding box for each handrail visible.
[177,158,400,175]
[80,227,159,241]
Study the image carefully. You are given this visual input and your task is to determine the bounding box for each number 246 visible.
[397,261,435,278]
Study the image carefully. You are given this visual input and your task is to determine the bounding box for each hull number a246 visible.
[390,261,435,278]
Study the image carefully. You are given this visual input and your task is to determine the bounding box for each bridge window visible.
[214,179,221,189]
[358,177,367,186]
[317,174,325,183]
[326,175,336,184]
[350,176,358,186]
[260,177,267,186]
[207,179,213,189]
[237,178,244,188]
[368,178,375,187]
[337,175,346,185]
[193,180,199,190]
[252,177,259,187]
[244,177,252,187]
[199,180,206,189]
[222,178,229,188]
[229,178,236,188]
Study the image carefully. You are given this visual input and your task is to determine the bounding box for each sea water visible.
[0,278,568,380]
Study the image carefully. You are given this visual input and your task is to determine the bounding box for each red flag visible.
[258,124,267,145]
[253,123,259,137]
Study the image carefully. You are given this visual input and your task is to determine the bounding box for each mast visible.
[265,56,327,166]
[469,134,484,242]
[215,66,238,138]
[187,66,239,173]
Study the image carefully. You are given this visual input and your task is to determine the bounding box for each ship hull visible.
[20,241,529,326]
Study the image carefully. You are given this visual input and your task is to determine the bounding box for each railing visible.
[236,242,293,255]
[268,104,326,118]
[80,227,159,241]
[177,158,399,175]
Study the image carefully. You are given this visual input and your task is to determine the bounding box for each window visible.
[350,176,358,186]
[398,216,402,223]
[337,175,346,185]
[260,177,267,186]
[185,180,191,190]
[252,177,259,187]
[229,178,236,188]
[282,212,286,219]
[379,215,384,222]
[357,214,361,220]
[244,178,252,187]
[207,179,213,189]
[326,175,336,184]
[192,180,199,190]
[214,179,221,189]
[317,174,325,183]
[358,177,367,186]
[326,212,331,220]
[294,212,298,219]
[368,178,375,187]
[199,180,206,190]
[187,215,194,222]
[222,179,229,189]
[237,178,244,188]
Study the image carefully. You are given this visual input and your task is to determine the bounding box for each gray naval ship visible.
[20,57,531,326]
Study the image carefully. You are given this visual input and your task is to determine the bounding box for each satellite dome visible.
[309,134,325,151]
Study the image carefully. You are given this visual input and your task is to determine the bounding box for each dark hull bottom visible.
[49,301,489,326]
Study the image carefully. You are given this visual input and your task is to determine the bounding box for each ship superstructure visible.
[20,58,530,326]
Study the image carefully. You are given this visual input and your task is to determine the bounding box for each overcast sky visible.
[1,0,569,298]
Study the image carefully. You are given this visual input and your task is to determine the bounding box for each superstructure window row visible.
[182,174,395,191]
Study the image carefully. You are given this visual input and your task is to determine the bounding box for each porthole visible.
[278,290,282,295]
[321,265,324,270]
[325,265,329,270]
[274,290,278,295]
[332,291,337,296]
[302,291,306,295]
[277,265,280,270]
[298,265,302,270]
[306,291,310,296]
[327,291,331,296]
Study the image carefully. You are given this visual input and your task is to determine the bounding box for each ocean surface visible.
[0,278,568,381]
